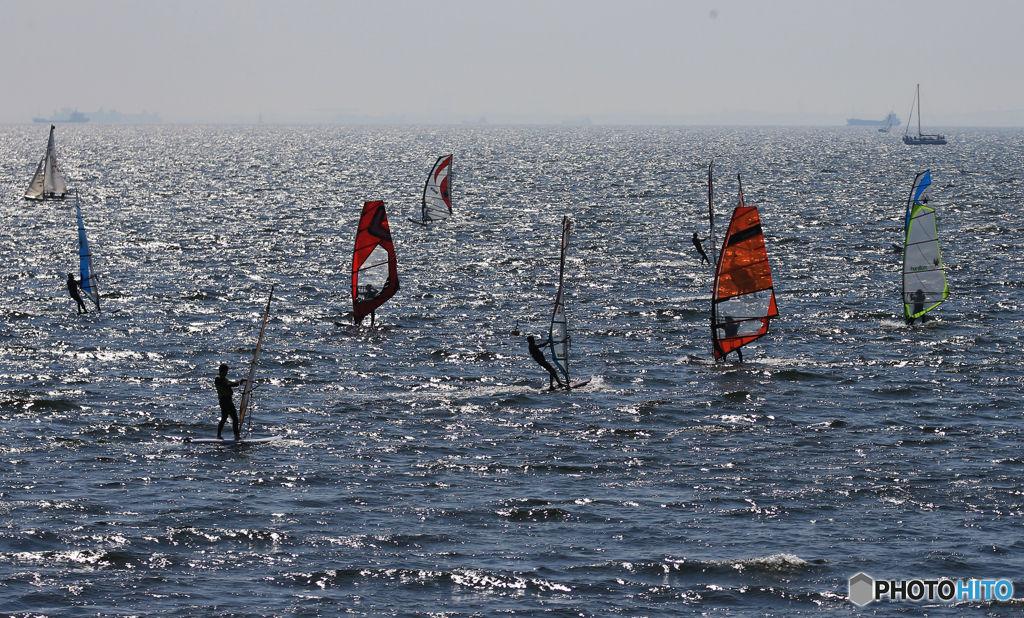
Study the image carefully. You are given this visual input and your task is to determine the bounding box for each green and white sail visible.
[902,170,949,321]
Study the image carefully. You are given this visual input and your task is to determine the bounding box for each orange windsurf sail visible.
[711,176,778,360]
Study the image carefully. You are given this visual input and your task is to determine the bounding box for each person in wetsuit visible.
[356,282,384,328]
[527,335,565,390]
[906,289,929,325]
[215,363,246,440]
[719,317,743,363]
[67,273,88,314]
[693,232,710,265]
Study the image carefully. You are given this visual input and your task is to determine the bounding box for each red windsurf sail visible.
[352,201,400,324]
[711,176,778,360]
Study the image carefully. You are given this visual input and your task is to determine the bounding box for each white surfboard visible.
[549,376,592,392]
[190,436,283,445]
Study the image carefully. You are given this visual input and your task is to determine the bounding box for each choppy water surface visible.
[1,124,1023,616]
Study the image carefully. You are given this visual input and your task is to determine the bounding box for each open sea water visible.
[1,124,1023,616]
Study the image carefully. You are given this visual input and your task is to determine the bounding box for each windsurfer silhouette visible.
[67,273,87,314]
[693,232,710,265]
[357,283,379,327]
[907,289,929,325]
[720,317,743,362]
[527,335,565,390]
[215,363,246,440]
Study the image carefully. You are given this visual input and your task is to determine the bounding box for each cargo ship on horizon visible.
[33,109,88,123]
[847,112,900,127]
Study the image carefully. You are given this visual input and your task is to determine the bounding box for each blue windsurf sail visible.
[904,170,931,229]
[75,192,100,312]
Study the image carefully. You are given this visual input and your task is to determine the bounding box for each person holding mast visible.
[215,363,246,440]
[526,335,565,390]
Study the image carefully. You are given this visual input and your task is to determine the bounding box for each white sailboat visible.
[903,85,947,145]
[878,110,895,133]
[25,125,69,200]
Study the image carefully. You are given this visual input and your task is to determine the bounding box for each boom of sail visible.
[902,170,949,322]
[352,201,400,323]
[549,216,572,385]
[418,155,453,224]
[711,175,778,360]
[25,125,69,200]
[75,192,100,312]
[238,286,274,427]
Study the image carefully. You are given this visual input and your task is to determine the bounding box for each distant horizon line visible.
[8,120,1024,128]
[11,106,1024,128]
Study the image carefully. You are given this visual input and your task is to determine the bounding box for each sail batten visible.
[549,216,572,385]
[420,155,453,224]
[75,193,100,312]
[238,286,274,427]
[710,175,778,360]
[352,201,400,323]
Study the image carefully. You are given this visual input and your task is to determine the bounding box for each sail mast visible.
[904,87,915,139]
[238,285,274,427]
[916,84,922,138]
[707,160,717,266]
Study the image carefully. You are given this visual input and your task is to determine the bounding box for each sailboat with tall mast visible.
[25,125,69,200]
[903,85,947,145]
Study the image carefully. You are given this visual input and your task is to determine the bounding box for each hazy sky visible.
[4,0,1023,124]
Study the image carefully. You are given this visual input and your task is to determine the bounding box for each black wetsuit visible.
[67,275,87,314]
[215,374,242,439]
[528,338,564,389]
[693,233,710,265]
[907,290,928,325]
